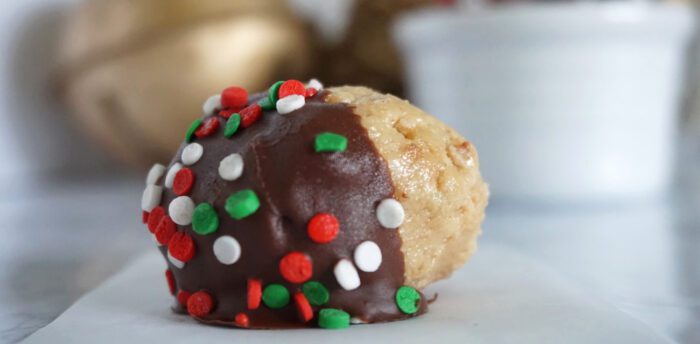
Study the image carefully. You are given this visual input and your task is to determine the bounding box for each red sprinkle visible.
[239,104,262,128]
[294,292,313,322]
[221,86,248,109]
[305,87,318,98]
[247,279,262,310]
[187,291,214,318]
[177,290,191,307]
[278,80,306,98]
[147,206,165,233]
[155,216,177,245]
[235,313,250,328]
[142,211,149,224]
[173,168,194,196]
[165,269,176,295]
[168,232,195,262]
[279,252,313,284]
[219,108,237,119]
[194,117,220,138]
[307,213,339,244]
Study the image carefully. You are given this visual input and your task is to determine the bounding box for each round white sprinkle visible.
[218,153,244,181]
[146,163,166,185]
[376,198,405,229]
[181,143,203,166]
[213,235,241,265]
[353,241,382,272]
[141,185,163,211]
[168,251,185,269]
[164,163,183,189]
[169,196,195,226]
[276,95,305,114]
[307,78,323,90]
[334,259,361,291]
[202,94,222,115]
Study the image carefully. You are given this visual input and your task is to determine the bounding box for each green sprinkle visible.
[302,281,330,306]
[268,80,284,104]
[262,284,289,309]
[395,286,421,314]
[258,97,275,111]
[185,119,203,142]
[225,189,260,220]
[224,114,241,138]
[318,308,350,329]
[191,203,219,235]
[315,132,347,153]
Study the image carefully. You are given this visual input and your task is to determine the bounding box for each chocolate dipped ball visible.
[140,79,488,329]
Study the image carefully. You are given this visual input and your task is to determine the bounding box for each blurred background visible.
[0,0,699,342]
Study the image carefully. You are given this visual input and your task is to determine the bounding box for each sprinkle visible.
[247,279,262,310]
[240,104,262,128]
[169,196,195,225]
[258,97,275,111]
[307,213,339,244]
[376,198,405,229]
[225,190,260,220]
[194,117,220,138]
[350,317,366,324]
[318,308,350,329]
[142,211,149,224]
[294,292,313,322]
[218,153,244,181]
[221,86,248,109]
[141,185,163,212]
[172,168,195,196]
[219,108,236,119]
[305,87,318,98]
[315,132,347,152]
[276,95,305,114]
[155,216,177,245]
[224,114,241,138]
[353,241,382,272]
[278,80,306,98]
[268,80,284,104]
[168,232,195,263]
[192,203,219,235]
[164,163,183,188]
[187,291,214,318]
[202,94,222,115]
[212,235,241,265]
[307,79,323,90]
[181,143,203,165]
[177,290,191,307]
[185,119,202,143]
[262,284,290,309]
[235,313,249,328]
[168,251,185,269]
[165,269,176,295]
[279,252,313,284]
[333,259,360,291]
[147,206,165,233]
[395,286,421,314]
[302,281,329,306]
[146,163,166,185]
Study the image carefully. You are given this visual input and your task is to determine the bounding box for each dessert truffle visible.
[141,80,488,329]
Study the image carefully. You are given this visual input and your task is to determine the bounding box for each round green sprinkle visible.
[225,189,260,220]
[191,203,219,235]
[258,97,275,111]
[224,114,241,138]
[395,286,421,314]
[262,284,289,309]
[302,281,330,306]
[185,119,203,142]
[315,132,348,153]
[268,80,284,104]
[318,308,350,329]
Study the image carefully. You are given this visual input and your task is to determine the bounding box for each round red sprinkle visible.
[240,104,262,128]
[147,206,165,233]
[235,313,250,328]
[307,213,339,244]
[169,232,195,262]
[279,252,313,284]
[219,109,237,119]
[173,168,194,196]
[194,117,220,138]
[142,210,149,224]
[165,269,176,295]
[187,291,214,318]
[177,290,191,307]
[278,80,305,98]
[247,279,262,310]
[294,292,313,322]
[155,216,177,245]
[221,86,248,109]
[305,87,318,98]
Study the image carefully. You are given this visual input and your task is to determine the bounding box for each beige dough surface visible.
[325,86,489,289]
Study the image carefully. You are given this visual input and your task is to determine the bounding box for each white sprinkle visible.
[334,259,361,291]
[169,196,195,226]
[146,164,166,185]
[202,94,222,115]
[466,157,474,167]
[141,185,163,211]
[164,163,183,188]
[213,235,241,265]
[376,198,404,229]
[354,241,382,272]
[168,250,185,269]
[350,317,366,324]
[276,95,305,114]
[181,143,203,165]
[218,153,244,181]
[307,79,323,90]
